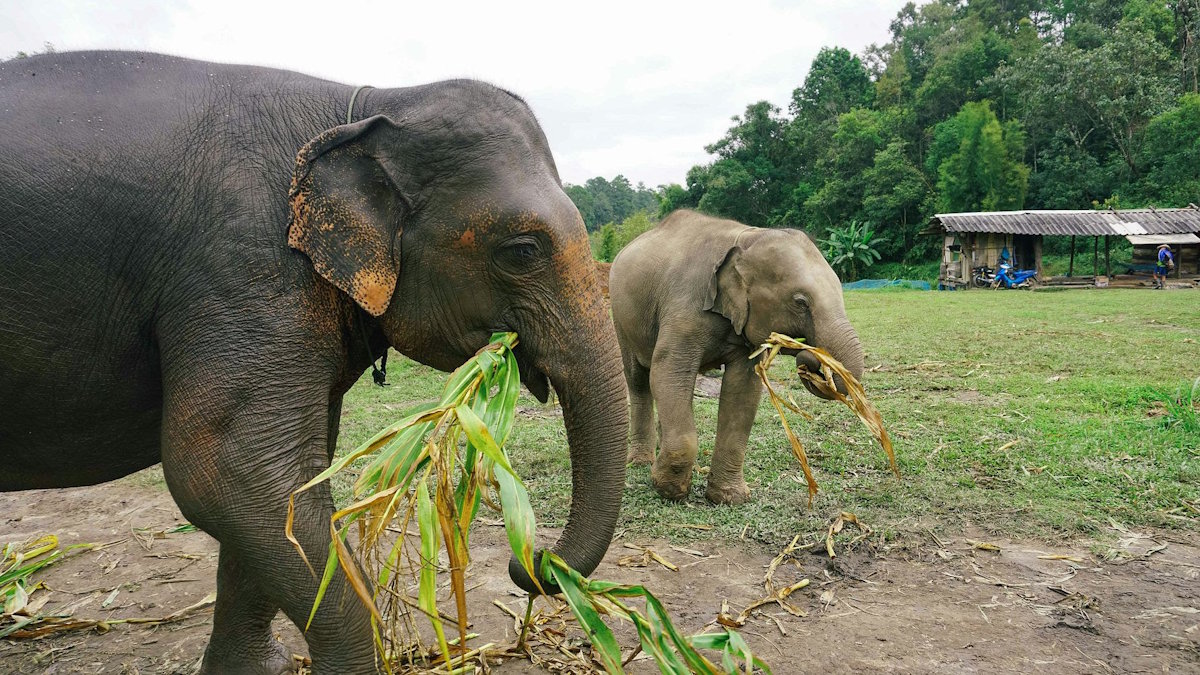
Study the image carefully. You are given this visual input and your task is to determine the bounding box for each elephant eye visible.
[792,293,808,306]
[496,236,545,273]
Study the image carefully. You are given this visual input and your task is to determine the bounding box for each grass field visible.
[337,289,1199,553]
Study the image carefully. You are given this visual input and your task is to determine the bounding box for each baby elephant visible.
[609,210,864,504]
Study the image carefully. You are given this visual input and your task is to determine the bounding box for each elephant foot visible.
[200,636,295,675]
[705,479,751,506]
[627,445,655,465]
[650,461,693,502]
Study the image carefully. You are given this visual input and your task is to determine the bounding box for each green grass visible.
[337,289,1198,550]
[863,260,941,284]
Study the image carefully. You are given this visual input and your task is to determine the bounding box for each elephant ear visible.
[703,245,749,335]
[288,115,409,317]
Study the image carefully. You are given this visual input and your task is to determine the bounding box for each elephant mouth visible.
[514,346,551,403]
[794,352,850,400]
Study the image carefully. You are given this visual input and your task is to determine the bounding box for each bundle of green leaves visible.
[290,332,769,673]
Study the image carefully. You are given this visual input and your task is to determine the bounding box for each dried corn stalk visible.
[751,332,899,505]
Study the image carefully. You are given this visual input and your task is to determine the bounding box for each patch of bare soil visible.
[2,474,1198,674]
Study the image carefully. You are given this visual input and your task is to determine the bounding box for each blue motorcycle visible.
[992,263,1038,289]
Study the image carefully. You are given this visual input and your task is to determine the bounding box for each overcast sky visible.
[2,0,906,188]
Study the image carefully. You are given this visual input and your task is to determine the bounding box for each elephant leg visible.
[161,373,377,675]
[201,547,292,675]
[648,342,701,501]
[625,352,657,464]
[705,356,762,505]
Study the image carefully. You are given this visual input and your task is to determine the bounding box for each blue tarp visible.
[842,279,932,291]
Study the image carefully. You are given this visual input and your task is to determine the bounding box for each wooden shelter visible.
[926,206,1200,289]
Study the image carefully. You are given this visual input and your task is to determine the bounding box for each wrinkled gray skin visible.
[610,210,864,504]
[0,52,627,674]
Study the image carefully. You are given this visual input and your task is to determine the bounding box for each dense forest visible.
[570,0,1200,275]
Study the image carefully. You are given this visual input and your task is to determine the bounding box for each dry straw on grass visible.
[751,332,899,505]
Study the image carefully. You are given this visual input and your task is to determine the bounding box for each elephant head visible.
[286,82,627,593]
[705,228,864,398]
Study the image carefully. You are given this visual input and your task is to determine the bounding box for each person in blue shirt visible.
[1154,244,1174,289]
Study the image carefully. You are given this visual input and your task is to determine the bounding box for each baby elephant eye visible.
[792,293,808,306]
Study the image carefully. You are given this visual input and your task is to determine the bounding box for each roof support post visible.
[1093,237,1099,277]
[1068,235,1076,277]
[1104,235,1110,277]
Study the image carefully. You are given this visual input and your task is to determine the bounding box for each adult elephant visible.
[610,210,863,505]
[0,52,627,674]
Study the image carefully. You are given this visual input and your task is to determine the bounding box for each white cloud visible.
[1,0,903,186]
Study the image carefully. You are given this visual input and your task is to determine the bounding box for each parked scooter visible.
[972,265,996,288]
[992,263,1038,289]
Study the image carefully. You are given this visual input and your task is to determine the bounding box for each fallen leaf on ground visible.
[826,512,871,559]
[967,539,1002,552]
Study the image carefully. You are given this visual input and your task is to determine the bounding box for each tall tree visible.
[861,139,933,259]
[1138,93,1200,205]
[1177,0,1200,94]
[803,108,889,231]
[929,101,1029,212]
[914,16,1013,126]
[691,101,790,227]
[790,47,875,122]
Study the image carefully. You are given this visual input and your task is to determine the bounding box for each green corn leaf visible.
[720,642,738,675]
[455,403,538,580]
[485,349,521,447]
[1,543,93,588]
[643,601,694,674]
[4,581,28,616]
[644,593,718,674]
[454,405,518,479]
[686,633,730,651]
[306,536,343,631]
[488,331,518,349]
[453,443,479,516]
[725,629,768,675]
[475,349,501,374]
[583,580,626,595]
[495,462,537,584]
[628,613,689,675]
[417,477,451,665]
[547,560,625,674]
[357,422,432,494]
[630,618,688,675]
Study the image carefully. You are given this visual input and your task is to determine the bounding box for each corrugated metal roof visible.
[928,207,1200,236]
[1126,233,1200,246]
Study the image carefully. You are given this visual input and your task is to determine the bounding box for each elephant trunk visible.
[798,317,865,400]
[508,312,628,595]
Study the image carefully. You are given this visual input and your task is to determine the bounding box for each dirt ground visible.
[2,475,1198,674]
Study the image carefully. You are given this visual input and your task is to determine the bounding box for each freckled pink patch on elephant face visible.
[453,229,477,250]
[461,206,499,233]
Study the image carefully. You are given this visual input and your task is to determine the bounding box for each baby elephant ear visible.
[288,115,407,317]
[703,246,749,335]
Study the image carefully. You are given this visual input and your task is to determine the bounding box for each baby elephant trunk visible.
[796,318,865,400]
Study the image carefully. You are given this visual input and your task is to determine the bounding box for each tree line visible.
[568,0,1200,274]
